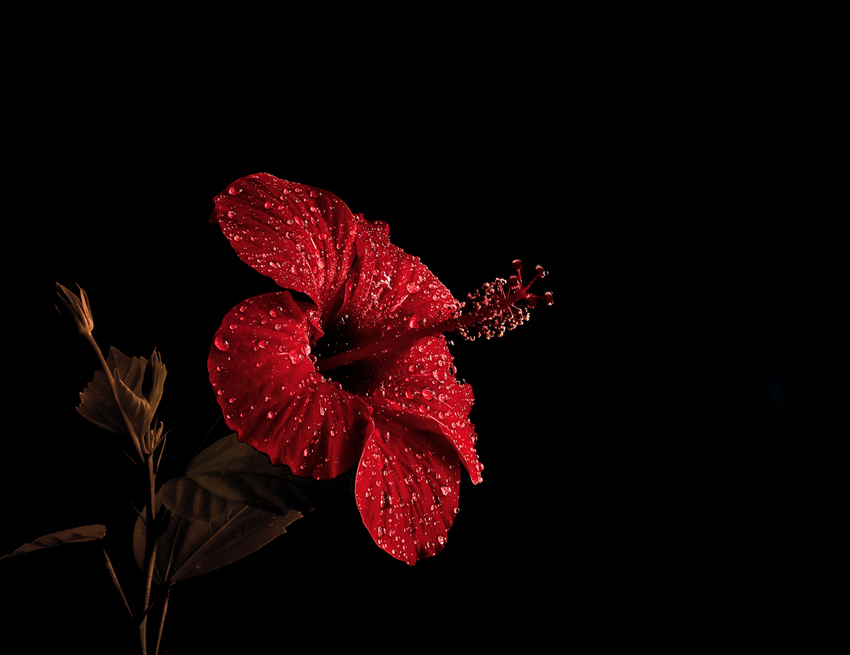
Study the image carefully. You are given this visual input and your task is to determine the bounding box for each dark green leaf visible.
[133,433,351,584]
[2,524,106,559]
[134,434,310,585]
[179,433,345,517]
[166,504,296,583]
[134,501,299,584]
[77,347,165,436]
[158,476,233,522]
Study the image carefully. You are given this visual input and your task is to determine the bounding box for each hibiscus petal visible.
[355,403,462,565]
[211,174,359,323]
[343,215,460,345]
[208,291,373,480]
[364,336,482,484]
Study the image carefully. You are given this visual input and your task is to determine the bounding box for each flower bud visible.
[55,283,94,336]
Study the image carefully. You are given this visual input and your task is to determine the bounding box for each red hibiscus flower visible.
[207,173,551,564]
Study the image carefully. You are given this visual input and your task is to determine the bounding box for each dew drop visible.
[374,220,390,236]
[406,282,420,294]
[288,347,303,365]
[214,335,230,351]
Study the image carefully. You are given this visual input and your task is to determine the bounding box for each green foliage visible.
[77,346,166,439]
[132,433,329,584]
[134,501,297,584]
[2,524,107,559]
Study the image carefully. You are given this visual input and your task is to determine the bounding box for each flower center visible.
[315,260,552,373]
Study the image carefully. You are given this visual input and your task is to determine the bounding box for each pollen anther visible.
[456,260,553,342]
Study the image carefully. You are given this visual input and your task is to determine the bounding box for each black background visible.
[2,14,836,654]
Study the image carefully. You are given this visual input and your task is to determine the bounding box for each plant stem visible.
[101,544,134,619]
[139,453,158,655]
[154,586,172,655]
[84,332,145,462]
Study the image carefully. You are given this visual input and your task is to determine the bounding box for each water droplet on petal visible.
[214,335,230,351]
[288,347,303,365]
[406,282,420,294]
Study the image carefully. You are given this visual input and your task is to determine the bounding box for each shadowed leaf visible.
[158,476,233,522]
[77,347,166,436]
[2,525,106,559]
[134,499,299,584]
[180,432,343,516]
[134,434,316,584]
[132,433,354,584]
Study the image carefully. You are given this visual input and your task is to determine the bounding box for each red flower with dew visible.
[208,173,552,564]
